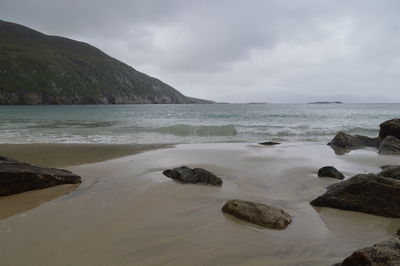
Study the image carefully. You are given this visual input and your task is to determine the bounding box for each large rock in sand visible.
[328,132,380,150]
[318,166,345,180]
[162,166,222,186]
[311,174,400,217]
[379,118,400,140]
[337,238,400,266]
[0,156,81,197]
[379,136,400,154]
[222,199,292,229]
[378,165,400,180]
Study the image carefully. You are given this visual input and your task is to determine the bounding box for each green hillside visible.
[0,20,212,104]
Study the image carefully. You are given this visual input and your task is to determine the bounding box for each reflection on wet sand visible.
[0,143,170,168]
[0,184,79,219]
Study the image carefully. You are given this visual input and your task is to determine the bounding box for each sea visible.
[0,103,398,144]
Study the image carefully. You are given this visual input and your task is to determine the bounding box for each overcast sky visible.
[1,0,400,102]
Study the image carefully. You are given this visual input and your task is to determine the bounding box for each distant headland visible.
[0,20,213,105]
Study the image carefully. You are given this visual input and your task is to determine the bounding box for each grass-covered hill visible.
[0,20,212,104]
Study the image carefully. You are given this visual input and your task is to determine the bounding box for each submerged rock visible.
[259,141,281,146]
[222,199,291,229]
[318,166,345,180]
[379,136,400,154]
[0,156,81,197]
[162,166,222,186]
[378,165,400,180]
[338,238,400,266]
[379,118,400,140]
[311,174,400,217]
[328,132,379,150]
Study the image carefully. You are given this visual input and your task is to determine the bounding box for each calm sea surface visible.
[0,103,398,144]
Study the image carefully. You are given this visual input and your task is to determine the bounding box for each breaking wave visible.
[151,125,237,136]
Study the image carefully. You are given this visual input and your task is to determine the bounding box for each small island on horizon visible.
[308,101,343,104]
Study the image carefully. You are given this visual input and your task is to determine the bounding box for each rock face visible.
[379,119,400,140]
[338,238,400,266]
[310,174,400,217]
[222,199,292,229]
[379,136,400,154]
[0,20,212,105]
[162,166,222,186]
[318,166,345,180]
[378,165,400,180]
[328,132,380,149]
[0,156,81,196]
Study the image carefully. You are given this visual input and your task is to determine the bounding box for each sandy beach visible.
[2,2,400,264]
[0,142,399,266]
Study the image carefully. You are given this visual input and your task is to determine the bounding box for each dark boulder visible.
[338,238,400,266]
[379,118,400,140]
[0,156,81,197]
[222,199,291,229]
[328,132,380,150]
[379,136,400,154]
[318,166,345,180]
[162,166,222,186]
[311,174,400,217]
[259,141,280,146]
[378,165,400,180]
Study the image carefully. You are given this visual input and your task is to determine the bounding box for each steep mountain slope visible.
[0,20,212,104]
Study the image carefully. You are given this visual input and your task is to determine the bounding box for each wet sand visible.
[0,143,170,167]
[0,142,399,266]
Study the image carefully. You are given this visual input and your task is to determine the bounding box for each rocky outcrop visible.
[259,141,280,146]
[378,165,400,180]
[318,166,345,180]
[222,199,292,229]
[162,166,222,186]
[337,238,400,266]
[379,136,400,154]
[328,132,379,149]
[327,119,400,155]
[311,174,400,217]
[0,156,81,196]
[379,119,400,140]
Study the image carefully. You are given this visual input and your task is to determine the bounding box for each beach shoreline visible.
[0,143,172,168]
[0,142,399,265]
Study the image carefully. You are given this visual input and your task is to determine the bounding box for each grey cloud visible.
[1,0,399,102]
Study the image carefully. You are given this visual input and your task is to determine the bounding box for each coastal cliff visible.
[0,20,212,104]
